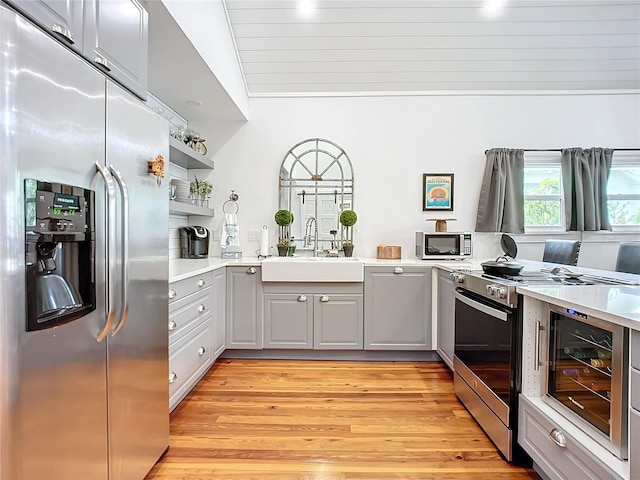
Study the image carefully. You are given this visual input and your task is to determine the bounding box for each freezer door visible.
[105,81,169,480]
[0,5,108,480]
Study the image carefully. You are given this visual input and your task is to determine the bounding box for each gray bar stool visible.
[615,242,640,275]
[542,239,581,266]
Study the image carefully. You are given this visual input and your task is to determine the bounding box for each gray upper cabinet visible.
[436,268,455,370]
[226,266,263,349]
[8,0,148,99]
[364,266,432,350]
[83,0,148,99]
[6,0,84,52]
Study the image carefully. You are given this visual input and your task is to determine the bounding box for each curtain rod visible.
[485,148,640,153]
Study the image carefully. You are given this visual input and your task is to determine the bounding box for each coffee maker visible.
[24,179,96,331]
[179,226,210,258]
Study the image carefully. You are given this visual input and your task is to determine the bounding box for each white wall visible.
[200,93,639,267]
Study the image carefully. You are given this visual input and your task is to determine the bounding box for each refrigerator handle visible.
[95,161,118,342]
[109,166,129,337]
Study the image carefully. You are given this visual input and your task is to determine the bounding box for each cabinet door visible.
[436,269,455,370]
[83,0,148,99]
[6,0,83,53]
[226,266,263,349]
[364,266,432,350]
[631,408,640,480]
[314,294,363,350]
[211,268,226,359]
[264,294,313,349]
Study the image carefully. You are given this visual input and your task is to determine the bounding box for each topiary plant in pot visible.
[274,209,294,256]
[339,209,358,257]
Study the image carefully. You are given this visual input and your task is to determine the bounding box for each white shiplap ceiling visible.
[224,0,640,95]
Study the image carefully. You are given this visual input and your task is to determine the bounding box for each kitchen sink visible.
[261,256,364,282]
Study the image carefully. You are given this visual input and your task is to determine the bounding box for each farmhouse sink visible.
[261,256,364,282]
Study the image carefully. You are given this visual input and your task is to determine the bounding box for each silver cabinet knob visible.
[168,320,177,331]
[197,304,206,313]
[198,346,206,356]
[51,23,75,44]
[197,279,206,288]
[393,267,403,274]
[169,372,177,384]
[297,295,307,302]
[168,289,177,299]
[94,55,111,71]
[320,295,330,302]
[549,429,567,448]
[247,266,257,274]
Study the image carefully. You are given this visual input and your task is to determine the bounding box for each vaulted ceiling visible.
[224,0,640,95]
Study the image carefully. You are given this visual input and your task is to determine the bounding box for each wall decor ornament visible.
[423,173,454,211]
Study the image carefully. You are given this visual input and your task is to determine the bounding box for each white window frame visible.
[523,152,566,234]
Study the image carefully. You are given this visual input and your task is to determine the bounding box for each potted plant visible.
[339,209,358,257]
[274,209,294,256]
[190,177,212,207]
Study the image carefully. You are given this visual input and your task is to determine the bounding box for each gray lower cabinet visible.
[436,268,455,370]
[211,268,226,358]
[168,271,214,411]
[631,408,640,480]
[264,294,314,348]
[226,266,263,349]
[262,283,364,350]
[519,395,622,480]
[7,0,148,99]
[630,331,640,480]
[364,266,432,350]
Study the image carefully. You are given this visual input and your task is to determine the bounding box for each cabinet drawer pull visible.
[320,295,330,302]
[169,372,177,384]
[297,295,307,302]
[393,267,403,274]
[247,267,257,274]
[198,346,206,356]
[197,304,206,313]
[94,55,111,71]
[168,320,177,331]
[168,289,177,299]
[51,23,74,44]
[549,429,567,448]
[197,279,206,288]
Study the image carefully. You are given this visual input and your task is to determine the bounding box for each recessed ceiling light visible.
[482,0,506,17]
[299,0,315,16]
[185,99,202,106]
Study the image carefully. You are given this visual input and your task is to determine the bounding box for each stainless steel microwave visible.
[415,232,473,260]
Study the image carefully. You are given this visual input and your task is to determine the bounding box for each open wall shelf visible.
[169,137,215,170]
[169,201,214,217]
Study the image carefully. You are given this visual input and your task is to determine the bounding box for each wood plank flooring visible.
[146,359,540,480]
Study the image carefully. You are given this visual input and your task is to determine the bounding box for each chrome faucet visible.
[303,217,318,253]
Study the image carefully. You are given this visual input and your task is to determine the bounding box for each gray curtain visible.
[561,147,613,231]
[475,148,525,233]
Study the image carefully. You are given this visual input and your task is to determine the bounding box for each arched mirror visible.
[279,138,354,251]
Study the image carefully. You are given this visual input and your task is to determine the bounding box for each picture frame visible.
[422,173,454,211]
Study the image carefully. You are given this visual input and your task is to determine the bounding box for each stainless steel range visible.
[449,268,636,464]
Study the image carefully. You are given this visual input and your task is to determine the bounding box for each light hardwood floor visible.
[146,359,540,480]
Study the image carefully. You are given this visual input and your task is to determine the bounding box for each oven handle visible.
[454,291,508,322]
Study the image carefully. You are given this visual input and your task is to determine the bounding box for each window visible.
[607,158,640,227]
[523,152,640,230]
[523,153,564,230]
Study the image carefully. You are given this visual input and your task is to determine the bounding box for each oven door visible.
[454,288,516,417]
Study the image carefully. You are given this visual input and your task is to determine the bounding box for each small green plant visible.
[274,209,294,244]
[190,177,212,200]
[339,210,357,247]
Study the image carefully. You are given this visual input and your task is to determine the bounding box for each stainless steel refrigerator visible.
[0,3,169,479]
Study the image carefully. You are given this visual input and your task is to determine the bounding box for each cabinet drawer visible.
[169,319,212,406]
[169,272,213,303]
[169,289,212,342]
[518,396,619,480]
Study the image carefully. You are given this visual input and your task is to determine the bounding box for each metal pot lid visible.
[500,234,518,258]
[482,259,522,268]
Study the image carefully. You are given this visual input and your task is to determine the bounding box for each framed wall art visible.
[422,174,454,211]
